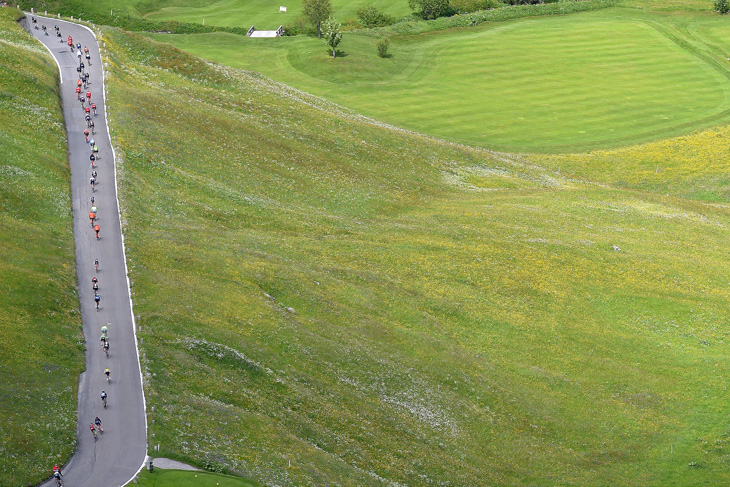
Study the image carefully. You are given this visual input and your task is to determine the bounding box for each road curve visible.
[27,15,147,487]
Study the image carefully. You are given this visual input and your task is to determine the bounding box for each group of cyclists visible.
[47,22,118,486]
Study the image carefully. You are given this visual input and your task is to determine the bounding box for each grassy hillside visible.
[104,29,730,486]
[0,9,83,486]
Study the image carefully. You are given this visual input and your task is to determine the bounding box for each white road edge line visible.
[35,15,149,485]
[78,20,150,486]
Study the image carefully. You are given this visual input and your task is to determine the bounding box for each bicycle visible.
[103,341,109,358]
[94,258,99,271]
[90,424,98,440]
[94,293,100,310]
[94,417,104,434]
[101,391,108,408]
[105,369,111,384]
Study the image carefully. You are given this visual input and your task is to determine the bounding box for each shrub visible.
[357,5,395,27]
[408,0,450,20]
[449,0,503,14]
[376,36,390,57]
[716,0,730,14]
[284,16,317,36]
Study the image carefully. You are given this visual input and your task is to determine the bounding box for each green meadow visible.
[136,469,260,486]
[152,7,730,153]
[0,9,83,486]
[101,26,730,486]
[142,0,412,30]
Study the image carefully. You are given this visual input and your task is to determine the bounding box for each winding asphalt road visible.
[28,15,147,487]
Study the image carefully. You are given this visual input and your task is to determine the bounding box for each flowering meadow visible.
[103,29,730,486]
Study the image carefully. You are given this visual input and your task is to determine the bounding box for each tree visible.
[408,0,450,20]
[321,17,342,59]
[717,0,730,14]
[302,0,332,38]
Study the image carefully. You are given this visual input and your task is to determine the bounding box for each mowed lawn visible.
[105,30,730,486]
[142,0,412,29]
[153,8,730,153]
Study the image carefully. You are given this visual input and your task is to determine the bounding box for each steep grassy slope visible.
[0,10,83,486]
[104,30,730,486]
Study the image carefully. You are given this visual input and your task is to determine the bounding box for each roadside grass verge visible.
[151,7,730,154]
[104,30,730,486]
[136,469,260,486]
[0,9,83,486]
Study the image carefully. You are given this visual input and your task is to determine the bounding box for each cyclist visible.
[75,86,81,99]
[86,91,91,102]
[86,51,91,64]
[92,103,97,116]
[93,145,99,158]
[100,332,107,345]
[89,120,95,134]
[94,258,99,271]
[94,292,101,309]
[85,106,90,116]
[84,45,89,54]
[53,470,63,486]
[91,204,97,214]
[94,416,103,433]
[89,138,95,148]
[42,24,48,35]
[103,339,110,356]
[91,169,97,180]
[79,61,84,72]
[100,390,107,407]
[85,114,91,127]
[89,175,95,191]
[93,281,99,293]
[90,153,96,167]
[84,129,89,142]
[76,49,82,61]
[101,323,108,334]
[104,367,110,383]
[89,422,97,439]
[67,36,73,51]
[89,211,96,226]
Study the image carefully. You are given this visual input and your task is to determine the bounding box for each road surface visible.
[27,15,147,487]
